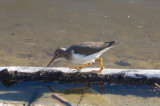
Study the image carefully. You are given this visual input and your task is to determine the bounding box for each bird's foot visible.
[69,66,82,70]
[93,67,104,73]
[69,62,92,70]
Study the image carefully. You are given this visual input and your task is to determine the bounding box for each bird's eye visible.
[55,53,58,56]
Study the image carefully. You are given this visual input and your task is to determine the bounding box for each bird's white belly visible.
[71,52,99,64]
[71,47,111,64]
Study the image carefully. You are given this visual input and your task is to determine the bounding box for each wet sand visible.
[0,0,160,68]
[0,0,160,105]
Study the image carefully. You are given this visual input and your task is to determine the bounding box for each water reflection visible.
[0,82,159,105]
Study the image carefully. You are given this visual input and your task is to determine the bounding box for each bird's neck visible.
[62,50,72,61]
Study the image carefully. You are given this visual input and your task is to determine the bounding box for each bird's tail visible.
[105,41,119,47]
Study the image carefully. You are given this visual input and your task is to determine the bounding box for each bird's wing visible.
[66,41,117,56]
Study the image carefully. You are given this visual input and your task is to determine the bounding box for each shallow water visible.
[0,0,160,105]
[0,82,160,106]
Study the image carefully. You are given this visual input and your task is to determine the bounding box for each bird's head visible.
[47,48,66,67]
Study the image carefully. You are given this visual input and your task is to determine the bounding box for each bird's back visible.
[66,41,118,56]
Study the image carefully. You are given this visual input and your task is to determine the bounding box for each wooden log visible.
[0,66,160,86]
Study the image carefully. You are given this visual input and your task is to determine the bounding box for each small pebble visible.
[10,33,15,36]
[137,25,143,28]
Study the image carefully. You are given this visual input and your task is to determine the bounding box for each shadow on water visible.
[101,85,160,97]
[0,82,159,102]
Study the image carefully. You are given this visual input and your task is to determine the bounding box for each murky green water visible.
[0,0,160,105]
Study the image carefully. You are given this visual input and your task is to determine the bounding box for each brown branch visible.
[155,83,160,90]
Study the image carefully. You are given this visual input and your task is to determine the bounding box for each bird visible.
[47,41,118,72]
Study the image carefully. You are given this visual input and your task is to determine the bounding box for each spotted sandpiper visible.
[47,41,118,72]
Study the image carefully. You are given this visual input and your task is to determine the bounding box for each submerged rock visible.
[115,60,131,66]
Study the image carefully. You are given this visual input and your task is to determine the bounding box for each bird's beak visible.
[47,57,56,67]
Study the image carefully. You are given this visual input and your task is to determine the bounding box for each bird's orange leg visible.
[70,62,92,70]
[96,58,104,73]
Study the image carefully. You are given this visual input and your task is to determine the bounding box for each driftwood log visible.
[0,66,160,87]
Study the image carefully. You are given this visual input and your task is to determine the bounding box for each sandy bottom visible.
[0,0,160,69]
[106,94,160,106]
